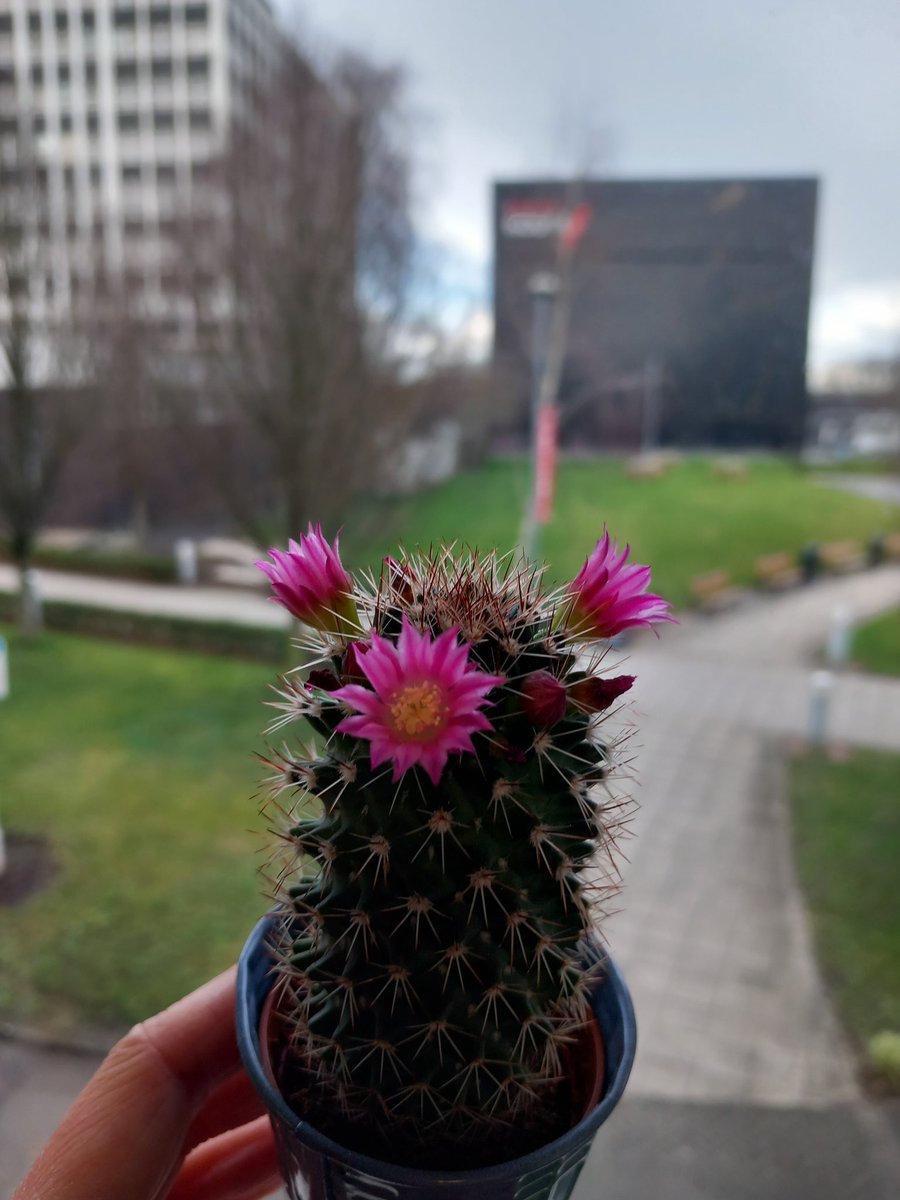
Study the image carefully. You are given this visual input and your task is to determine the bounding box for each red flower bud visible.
[521,670,567,727]
[569,674,635,713]
[342,641,368,681]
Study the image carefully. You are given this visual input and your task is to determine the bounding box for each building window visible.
[0,15,12,35]
[0,64,15,85]
[90,163,102,186]
[85,60,97,86]
[58,63,71,84]
[187,55,209,79]
[188,107,211,131]
[121,163,142,183]
[116,58,138,82]
[0,115,18,135]
[113,7,136,29]
[117,110,140,132]
[156,162,177,183]
[87,111,99,135]
[63,165,75,189]
[153,109,175,131]
[150,5,172,26]
[28,12,41,34]
[54,10,69,33]
[82,9,96,32]
[123,216,144,236]
[30,63,44,85]
[60,113,73,134]
[151,58,173,80]
[32,113,46,135]
[185,4,208,26]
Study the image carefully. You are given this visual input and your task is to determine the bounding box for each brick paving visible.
[2,566,900,1197]
[604,565,900,1107]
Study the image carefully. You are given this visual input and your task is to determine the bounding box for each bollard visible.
[0,634,8,700]
[808,669,833,746]
[175,538,198,585]
[22,568,43,633]
[826,605,853,668]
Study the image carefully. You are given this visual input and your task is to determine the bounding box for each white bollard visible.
[808,669,834,746]
[826,605,853,668]
[22,568,43,633]
[175,538,198,585]
[0,634,8,700]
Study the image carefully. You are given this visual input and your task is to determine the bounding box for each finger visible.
[166,1116,280,1200]
[14,967,242,1200]
[184,1068,268,1154]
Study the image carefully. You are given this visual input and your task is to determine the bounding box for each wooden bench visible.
[712,458,749,481]
[755,551,801,590]
[819,540,865,574]
[626,454,667,480]
[883,532,900,561]
[690,570,745,612]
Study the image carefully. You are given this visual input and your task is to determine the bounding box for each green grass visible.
[790,749,900,1050]
[854,608,900,678]
[345,456,898,608]
[0,627,278,1035]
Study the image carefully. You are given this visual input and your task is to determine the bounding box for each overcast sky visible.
[284,0,900,375]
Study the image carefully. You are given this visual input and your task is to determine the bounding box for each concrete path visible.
[815,472,900,507]
[3,568,900,1198]
[0,564,289,629]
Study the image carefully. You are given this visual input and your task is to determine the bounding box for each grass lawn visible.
[345,456,898,608]
[0,627,281,1036]
[789,749,900,1051]
[854,608,900,678]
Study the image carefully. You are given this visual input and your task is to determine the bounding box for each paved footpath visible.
[3,568,900,1198]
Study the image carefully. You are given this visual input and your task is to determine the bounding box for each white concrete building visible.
[0,0,282,335]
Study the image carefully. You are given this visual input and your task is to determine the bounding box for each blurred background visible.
[1,1,898,1196]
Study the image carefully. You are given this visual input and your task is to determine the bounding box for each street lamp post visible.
[523,272,560,562]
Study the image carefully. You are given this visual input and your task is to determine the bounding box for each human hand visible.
[14,967,280,1200]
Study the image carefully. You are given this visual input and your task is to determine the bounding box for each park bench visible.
[754,551,801,590]
[712,458,749,481]
[626,454,667,480]
[883,532,900,561]
[818,540,865,574]
[690,569,745,612]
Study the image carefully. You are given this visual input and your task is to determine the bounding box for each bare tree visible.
[180,43,417,545]
[0,132,85,631]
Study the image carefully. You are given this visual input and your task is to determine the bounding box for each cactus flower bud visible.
[257,525,359,635]
[569,673,635,713]
[520,670,567,726]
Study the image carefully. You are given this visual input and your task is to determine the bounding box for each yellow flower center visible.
[389,680,447,740]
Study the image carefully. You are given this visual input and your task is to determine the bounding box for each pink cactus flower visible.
[257,525,358,634]
[520,670,567,727]
[564,530,673,640]
[334,619,504,785]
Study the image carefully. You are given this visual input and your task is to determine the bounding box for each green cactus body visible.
[262,550,631,1167]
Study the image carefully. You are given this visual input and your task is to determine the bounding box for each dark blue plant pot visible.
[236,913,636,1200]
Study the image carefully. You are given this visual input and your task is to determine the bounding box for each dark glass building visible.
[492,178,818,449]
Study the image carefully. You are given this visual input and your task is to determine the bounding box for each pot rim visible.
[236,912,636,1185]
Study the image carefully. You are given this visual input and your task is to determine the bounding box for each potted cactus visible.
[236,527,671,1200]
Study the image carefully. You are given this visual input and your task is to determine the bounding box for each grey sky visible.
[287,0,900,374]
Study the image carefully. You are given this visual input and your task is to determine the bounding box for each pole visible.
[523,274,559,561]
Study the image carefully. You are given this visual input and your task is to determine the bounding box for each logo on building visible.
[501,199,592,242]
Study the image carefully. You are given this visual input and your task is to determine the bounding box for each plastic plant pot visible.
[236,913,636,1200]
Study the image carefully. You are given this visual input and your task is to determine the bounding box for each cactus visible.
[257,531,670,1168]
